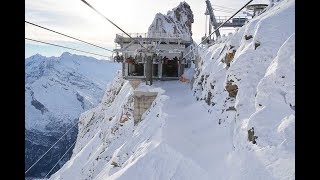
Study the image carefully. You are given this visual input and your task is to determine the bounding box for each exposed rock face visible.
[148,1,194,40]
[247,127,258,144]
[244,35,253,40]
[225,81,238,98]
[224,50,236,67]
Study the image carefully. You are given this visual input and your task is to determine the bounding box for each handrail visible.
[116,32,192,41]
[215,16,248,25]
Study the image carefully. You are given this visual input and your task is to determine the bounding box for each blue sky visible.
[25,0,269,59]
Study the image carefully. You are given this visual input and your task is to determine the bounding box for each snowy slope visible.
[25,52,121,178]
[26,52,120,131]
[50,0,294,179]
[193,0,295,179]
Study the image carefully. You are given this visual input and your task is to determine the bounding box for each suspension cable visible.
[183,0,253,59]
[25,38,110,58]
[25,121,78,174]
[204,0,253,43]
[213,5,237,11]
[80,0,147,50]
[25,21,113,52]
[44,140,77,178]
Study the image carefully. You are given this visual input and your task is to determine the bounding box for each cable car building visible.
[114,32,194,81]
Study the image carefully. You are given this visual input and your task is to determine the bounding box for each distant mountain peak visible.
[29,53,45,59]
[61,52,72,57]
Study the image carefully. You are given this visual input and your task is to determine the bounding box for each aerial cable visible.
[202,0,253,44]
[183,0,253,60]
[214,8,246,14]
[214,10,234,14]
[25,38,110,58]
[25,121,79,174]
[25,21,113,52]
[80,0,148,50]
[213,5,237,11]
[44,140,77,178]
[213,8,234,12]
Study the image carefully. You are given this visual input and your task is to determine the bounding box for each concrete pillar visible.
[180,62,184,76]
[158,63,162,79]
[143,61,146,77]
[124,63,128,76]
[145,56,153,85]
[178,61,181,77]
[122,62,125,77]
[133,91,158,125]
[129,80,141,89]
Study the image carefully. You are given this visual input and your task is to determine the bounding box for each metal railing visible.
[116,32,192,41]
[116,33,147,38]
[215,16,248,25]
[148,32,191,41]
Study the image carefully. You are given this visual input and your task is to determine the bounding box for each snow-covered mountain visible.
[148,1,193,40]
[25,52,121,178]
[50,0,294,179]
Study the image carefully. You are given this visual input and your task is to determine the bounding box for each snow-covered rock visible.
[25,52,121,178]
[148,1,194,41]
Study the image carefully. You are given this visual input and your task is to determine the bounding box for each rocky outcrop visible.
[225,81,238,98]
[247,127,258,144]
[224,50,236,67]
[148,1,194,40]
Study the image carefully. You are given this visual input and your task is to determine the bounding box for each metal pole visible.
[205,15,208,36]
[205,0,221,38]
[150,59,153,85]
[209,23,212,40]
[182,0,253,60]
[200,0,253,45]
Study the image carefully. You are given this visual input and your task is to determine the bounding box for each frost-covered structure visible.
[114,1,194,81]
